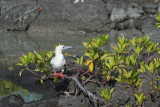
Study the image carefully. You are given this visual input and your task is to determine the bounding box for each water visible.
[0,78,42,102]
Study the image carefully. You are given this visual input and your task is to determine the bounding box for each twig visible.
[64,74,108,107]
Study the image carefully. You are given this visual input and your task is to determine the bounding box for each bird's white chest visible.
[50,54,66,70]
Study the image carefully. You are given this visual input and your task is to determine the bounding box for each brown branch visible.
[64,74,108,107]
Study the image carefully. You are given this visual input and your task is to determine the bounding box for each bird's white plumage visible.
[50,45,72,71]
[74,0,84,4]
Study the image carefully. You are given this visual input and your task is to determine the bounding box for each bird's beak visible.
[63,46,72,50]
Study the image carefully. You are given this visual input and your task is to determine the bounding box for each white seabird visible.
[50,45,72,72]
[74,0,84,4]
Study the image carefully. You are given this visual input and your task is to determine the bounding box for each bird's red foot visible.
[53,71,64,79]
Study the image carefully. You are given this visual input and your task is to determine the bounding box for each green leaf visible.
[125,57,130,65]
[112,46,119,53]
[135,45,143,55]
[154,58,160,68]
[75,58,80,65]
[101,54,107,60]
[115,75,122,82]
[81,76,85,80]
[155,13,160,21]
[135,79,142,87]
[16,63,23,66]
[19,69,24,76]
[118,36,125,45]
[36,53,42,60]
[93,53,99,60]
[135,92,145,104]
[100,88,114,102]
[84,53,92,58]
[110,88,114,94]
[80,56,83,66]
[41,51,46,57]
[147,43,154,53]
[40,74,46,84]
[149,61,155,74]
[122,69,132,78]
[28,52,33,58]
[8,66,14,71]
[20,57,25,64]
[131,72,139,79]
[130,55,137,66]
[139,61,146,73]
[83,42,88,48]
[118,43,122,50]
[40,79,43,84]
[130,37,136,47]
[156,23,160,28]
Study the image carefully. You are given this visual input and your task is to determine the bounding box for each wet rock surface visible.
[0,94,25,107]
[0,0,158,33]
[58,94,92,107]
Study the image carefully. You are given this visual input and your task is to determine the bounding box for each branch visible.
[64,74,108,107]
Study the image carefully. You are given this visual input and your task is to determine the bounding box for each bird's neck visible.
[55,52,63,57]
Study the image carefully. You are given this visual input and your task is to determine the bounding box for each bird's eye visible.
[63,46,64,49]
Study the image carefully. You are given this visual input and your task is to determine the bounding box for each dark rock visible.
[85,80,98,94]
[115,18,142,30]
[5,67,55,94]
[0,0,158,33]
[144,97,160,107]
[0,0,109,32]
[23,98,59,107]
[127,3,144,18]
[116,19,130,30]
[110,88,130,106]
[0,94,25,107]
[142,2,159,15]
[58,94,92,107]
[110,8,128,22]
[68,80,76,94]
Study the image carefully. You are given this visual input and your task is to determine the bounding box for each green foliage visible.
[14,33,160,106]
[103,56,124,71]
[155,13,160,28]
[15,50,55,79]
[124,55,137,66]
[125,105,132,107]
[75,56,84,66]
[135,92,145,105]
[115,69,141,87]
[112,36,130,54]
[83,35,160,102]
[100,88,114,102]
[83,35,109,67]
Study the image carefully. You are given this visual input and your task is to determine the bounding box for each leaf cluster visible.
[16,50,54,78]
[135,92,145,104]
[100,88,114,102]
[80,35,160,105]
[14,34,160,106]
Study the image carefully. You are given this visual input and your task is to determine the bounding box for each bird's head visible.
[55,45,72,54]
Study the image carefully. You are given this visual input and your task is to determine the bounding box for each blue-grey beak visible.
[63,46,72,50]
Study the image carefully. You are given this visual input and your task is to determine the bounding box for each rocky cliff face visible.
[0,0,159,33]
